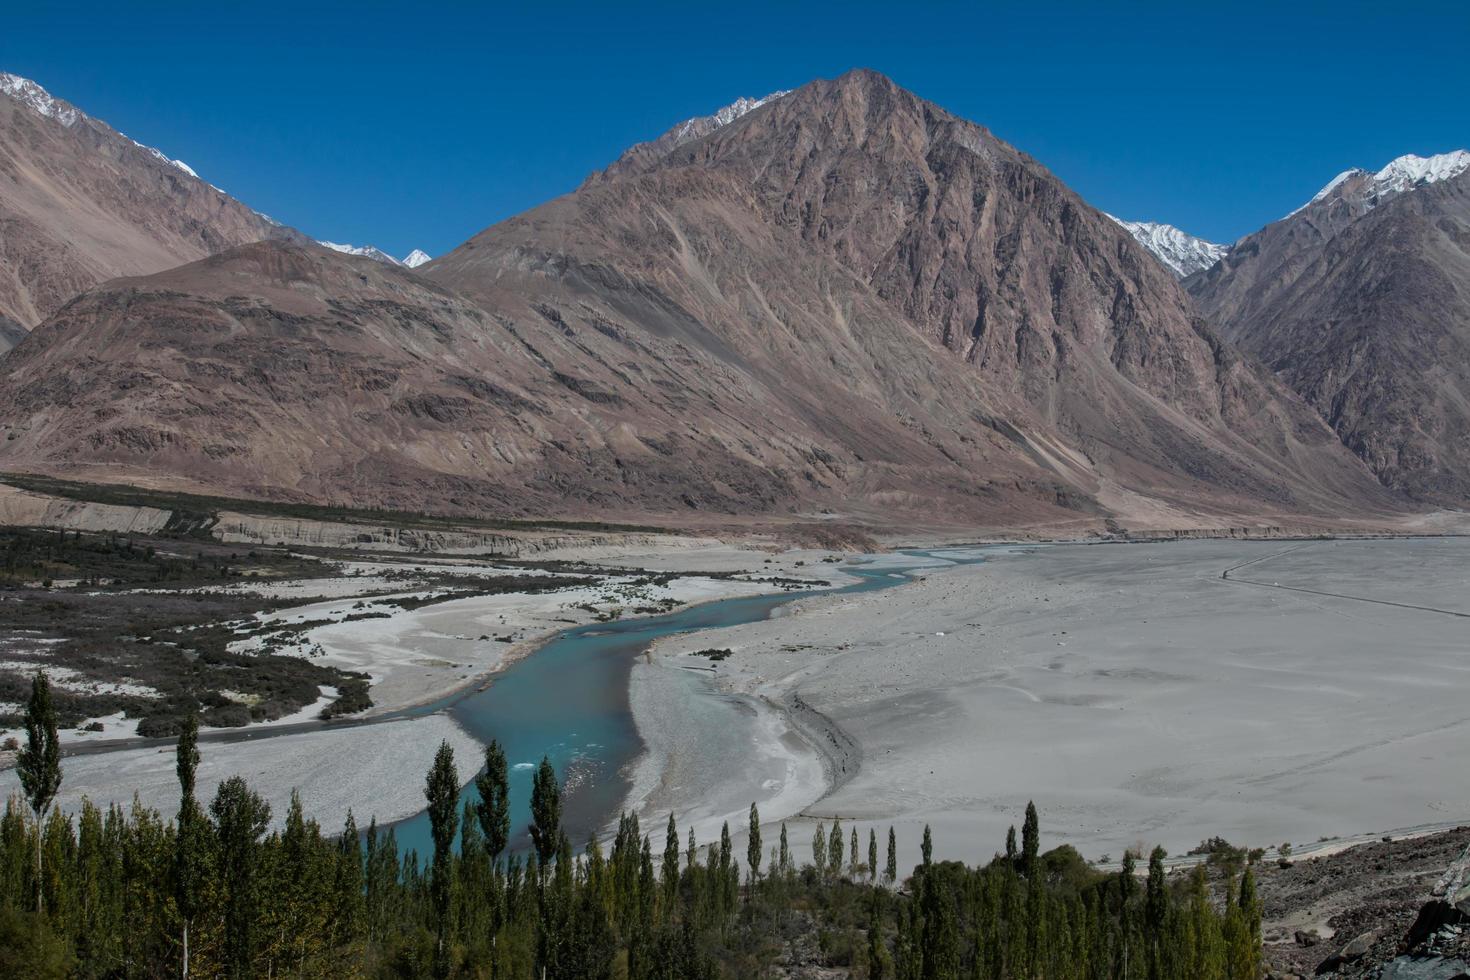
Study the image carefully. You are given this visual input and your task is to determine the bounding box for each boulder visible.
[1406,901,1465,950]
[1378,954,1470,980]
[1339,930,1379,960]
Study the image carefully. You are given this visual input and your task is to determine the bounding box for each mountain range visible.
[0,68,1461,531]
[0,72,428,353]
[0,72,291,349]
[1188,152,1470,503]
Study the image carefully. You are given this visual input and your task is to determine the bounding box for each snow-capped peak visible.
[1293,150,1470,218]
[320,242,432,268]
[1372,150,1470,194]
[1307,169,1366,206]
[1106,215,1228,278]
[4,71,211,185]
[320,241,402,265]
[1,71,81,127]
[668,90,790,146]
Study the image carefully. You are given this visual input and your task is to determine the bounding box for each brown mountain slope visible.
[0,71,1396,528]
[425,69,1390,520]
[1189,171,1470,501]
[0,72,289,331]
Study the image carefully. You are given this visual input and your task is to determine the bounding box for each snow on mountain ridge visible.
[4,71,207,183]
[1292,150,1470,218]
[669,90,790,146]
[1106,215,1228,278]
[320,242,432,268]
[1374,150,1470,194]
[0,72,80,126]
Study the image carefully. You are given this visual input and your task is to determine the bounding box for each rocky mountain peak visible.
[0,71,82,127]
[1107,216,1229,277]
[1291,149,1470,219]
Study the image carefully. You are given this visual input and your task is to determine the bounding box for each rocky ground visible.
[1259,828,1470,979]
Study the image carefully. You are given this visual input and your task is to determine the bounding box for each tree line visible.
[3,673,1262,978]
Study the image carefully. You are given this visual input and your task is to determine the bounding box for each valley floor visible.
[632,537,1470,872]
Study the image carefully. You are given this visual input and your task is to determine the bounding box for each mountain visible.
[0,70,1394,528]
[320,242,432,268]
[1107,216,1228,277]
[0,72,291,332]
[597,91,791,180]
[1288,151,1470,220]
[1188,157,1470,502]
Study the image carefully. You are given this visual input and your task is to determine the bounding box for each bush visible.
[201,704,251,728]
[136,716,182,739]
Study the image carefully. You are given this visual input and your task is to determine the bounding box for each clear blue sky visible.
[5,1,1467,257]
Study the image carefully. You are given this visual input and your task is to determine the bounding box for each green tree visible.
[333,810,364,951]
[813,823,827,878]
[779,823,790,876]
[1229,866,1262,980]
[529,756,562,875]
[424,740,460,978]
[210,776,271,979]
[1145,846,1168,980]
[885,827,897,885]
[475,739,511,867]
[173,714,209,979]
[869,828,878,883]
[1021,801,1039,878]
[17,672,61,915]
[747,803,761,883]
[662,813,680,912]
[828,818,845,878]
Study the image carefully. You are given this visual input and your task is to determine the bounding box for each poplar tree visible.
[1021,801,1039,878]
[662,814,680,910]
[828,818,845,878]
[425,740,459,978]
[474,740,511,866]
[779,823,790,876]
[747,803,761,883]
[1145,846,1168,980]
[850,827,860,876]
[886,827,897,885]
[334,810,364,949]
[173,714,208,979]
[813,824,827,878]
[1119,849,1138,978]
[211,776,270,980]
[1231,866,1262,980]
[529,756,562,875]
[869,828,878,883]
[17,672,61,915]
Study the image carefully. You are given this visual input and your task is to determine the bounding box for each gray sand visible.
[634,538,1470,870]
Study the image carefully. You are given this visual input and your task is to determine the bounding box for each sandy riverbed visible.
[230,545,845,717]
[632,537,1470,872]
[1,541,844,832]
[0,712,481,831]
